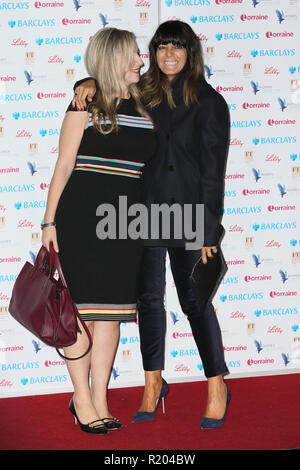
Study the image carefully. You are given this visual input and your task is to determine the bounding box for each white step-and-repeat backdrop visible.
[0,0,299,397]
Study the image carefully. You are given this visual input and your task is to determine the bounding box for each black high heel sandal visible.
[69,398,109,434]
[100,417,124,430]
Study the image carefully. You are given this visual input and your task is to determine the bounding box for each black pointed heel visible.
[69,398,109,434]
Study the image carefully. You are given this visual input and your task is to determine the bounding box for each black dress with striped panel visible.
[55,96,157,321]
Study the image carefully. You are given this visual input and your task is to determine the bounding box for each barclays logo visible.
[252,222,296,231]
[0,184,35,193]
[220,292,263,302]
[0,274,18,282]
[231,120,261,128]
[0,93,32,102]
[255,307,298,317]
[216,32,259,40]
[224,190,237,197]
[39,128,60,136]
[252,136,296,145]
[289,66,300,74]
[224,206,261,215]
[1,361,39,371]
[15,200,46,209]
[8,19,55,27]
[166,0,210,6]
[21,375,68,385]
[0,2,29,9]
[221,276,238,284]
[120,336,139,344]
[191,15,234,23]
[252,49,295,57]
[13,110,59,119]
[35,36,82,46]
[179,349,199,356]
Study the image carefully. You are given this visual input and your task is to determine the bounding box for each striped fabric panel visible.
[88,113,153,129]
[76,303,137,321]
[74,155,145,179]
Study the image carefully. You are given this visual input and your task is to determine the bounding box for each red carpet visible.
[1,374,300,451]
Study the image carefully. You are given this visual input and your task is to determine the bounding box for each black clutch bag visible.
[189,247,227,311]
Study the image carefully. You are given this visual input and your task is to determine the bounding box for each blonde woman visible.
[42,28,156,434]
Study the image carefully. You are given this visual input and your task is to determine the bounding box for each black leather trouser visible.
[137,246,228,378]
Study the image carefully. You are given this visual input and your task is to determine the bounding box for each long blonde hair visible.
[85,27,151,134]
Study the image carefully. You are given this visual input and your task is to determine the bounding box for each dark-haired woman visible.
[73,20,230,429]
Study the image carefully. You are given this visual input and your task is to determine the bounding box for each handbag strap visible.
[48,242,93,361]
[35,244,56,278]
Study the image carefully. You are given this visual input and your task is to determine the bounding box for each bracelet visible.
[41,221,56,230]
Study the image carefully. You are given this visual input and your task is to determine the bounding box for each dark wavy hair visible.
[139,20,205,109]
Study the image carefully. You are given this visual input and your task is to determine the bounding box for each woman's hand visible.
[72,79,97,110]
[201,246,217,264]
[42,226,59,253]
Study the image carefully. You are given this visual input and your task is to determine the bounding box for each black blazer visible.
[142,74,230,247]
[74,75,230,247]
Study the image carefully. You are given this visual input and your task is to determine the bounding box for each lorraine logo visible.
[251,0,259,6]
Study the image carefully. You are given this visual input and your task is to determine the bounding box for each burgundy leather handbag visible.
[9,242,92,360]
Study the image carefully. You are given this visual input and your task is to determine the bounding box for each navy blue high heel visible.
[200,384,230,429]
[132,378,169,423]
